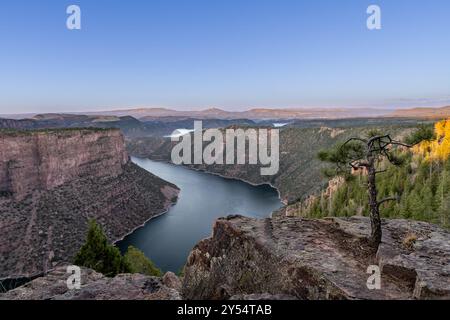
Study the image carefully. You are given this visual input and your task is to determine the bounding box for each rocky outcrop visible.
[162,271,183,292]
[278,176,346,217]
[0,128,179,279]
[0,128,128,200]
[336,217,450,299]
[182,215,450,300]
[0,266,181,300]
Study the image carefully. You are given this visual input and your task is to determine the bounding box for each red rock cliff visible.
[0,129,129,200]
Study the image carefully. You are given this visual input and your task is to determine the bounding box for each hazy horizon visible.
[3,104,450,117]
[1,0,449,114]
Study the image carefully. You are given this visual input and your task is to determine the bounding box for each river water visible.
[116,157,283,273]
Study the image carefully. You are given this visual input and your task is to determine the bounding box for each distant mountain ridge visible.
[83,107,393,120]
[4,105,450,121]
[0,114,256,138]
[1,107,394,121]
[389,106,450,119]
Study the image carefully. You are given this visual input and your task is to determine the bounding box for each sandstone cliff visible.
[182,215,450,300]
[0,128,128,200]
[0,128,179,279]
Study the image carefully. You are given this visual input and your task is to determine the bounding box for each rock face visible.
[0,128,179,279]
[0,128,128,200]
[182,215,450,300]
[0,266,181,300]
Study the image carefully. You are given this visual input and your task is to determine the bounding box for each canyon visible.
[1,115,448,300]
[0,111,429,205]
[0,128,179,279]
[127,124,415,204]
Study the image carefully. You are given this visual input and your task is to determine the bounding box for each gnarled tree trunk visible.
[367,158,382,247]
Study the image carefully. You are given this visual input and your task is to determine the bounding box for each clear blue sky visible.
[0,0,449,113]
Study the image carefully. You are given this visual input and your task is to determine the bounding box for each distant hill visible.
[6,107,389,120]
[390,106,450,119]
[85,107,392,120]
[5,106,450,121]
[0,114,256,138]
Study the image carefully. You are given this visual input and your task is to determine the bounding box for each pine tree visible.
[420,183,434,221]
[74,220,130,277]
[317,126,433,247]
[438,194,450,228]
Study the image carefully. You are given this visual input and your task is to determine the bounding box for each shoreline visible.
[0,188,181,284]
[113,187,180,245]
[186,166,286,206]
[131,155,287,206]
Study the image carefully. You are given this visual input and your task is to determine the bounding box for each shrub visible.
[402,233,418,250]
[123,246,162,277]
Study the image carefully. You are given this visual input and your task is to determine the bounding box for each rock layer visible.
[0,128,128,200]
[182,215,450,300]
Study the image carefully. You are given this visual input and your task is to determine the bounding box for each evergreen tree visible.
[437,193,450,228]
[74,220,130,277]
[419,183,434,220]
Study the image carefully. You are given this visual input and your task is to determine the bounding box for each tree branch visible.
[377,196,399,208]
[349,160,370,168]
[368,134,391,145]
[389,140,417,148]
[342,137,368,146]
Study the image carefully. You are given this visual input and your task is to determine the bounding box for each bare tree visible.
[318,126,434,247]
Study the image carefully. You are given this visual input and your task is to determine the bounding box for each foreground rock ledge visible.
[182,215,450,300]
[2,216,448,300]
[0,266,181,300]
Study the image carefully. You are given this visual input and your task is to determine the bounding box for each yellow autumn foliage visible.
[414,119,450,161]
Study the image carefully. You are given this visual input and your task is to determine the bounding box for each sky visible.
[0,0,449,114]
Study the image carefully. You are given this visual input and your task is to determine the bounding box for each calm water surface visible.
[117,157,282,273]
